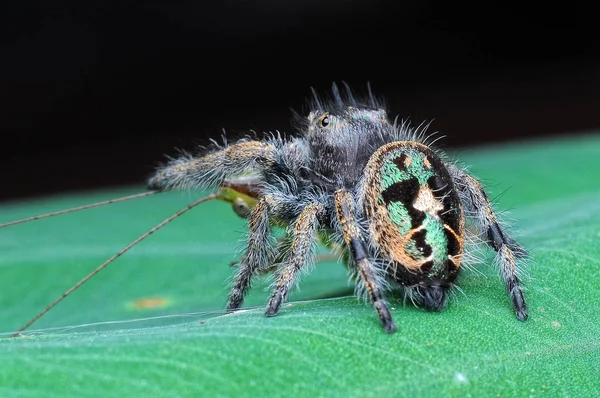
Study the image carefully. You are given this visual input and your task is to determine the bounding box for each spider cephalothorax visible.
[147,83,529,333]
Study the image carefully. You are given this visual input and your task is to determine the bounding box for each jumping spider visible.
[147,83,529,333]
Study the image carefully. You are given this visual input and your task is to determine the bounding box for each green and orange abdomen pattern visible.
[363,142,464,286]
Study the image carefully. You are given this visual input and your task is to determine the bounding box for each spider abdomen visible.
[363,141,465,291]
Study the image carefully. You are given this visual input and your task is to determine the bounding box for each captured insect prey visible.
[3,82,530,335]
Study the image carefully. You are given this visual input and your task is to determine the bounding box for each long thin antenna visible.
[10,193,218,338]
[0,191,160,229]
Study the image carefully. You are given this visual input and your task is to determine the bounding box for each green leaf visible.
[1,134,599,397]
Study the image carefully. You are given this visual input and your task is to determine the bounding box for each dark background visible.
[2,1,599,202]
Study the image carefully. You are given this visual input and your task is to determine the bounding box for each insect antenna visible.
[10,193,219,338]
[0,191,160,229]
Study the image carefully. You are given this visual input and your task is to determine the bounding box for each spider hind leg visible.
[447,163,528,321]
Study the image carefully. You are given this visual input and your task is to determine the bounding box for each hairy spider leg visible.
[147,141,277,192]
[227,195,277,310]
[446,163,528,321]
[265,203,324,316]
[334,189,397,333]
[229,231,344,272]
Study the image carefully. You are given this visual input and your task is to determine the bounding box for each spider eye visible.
[319,113,330,128]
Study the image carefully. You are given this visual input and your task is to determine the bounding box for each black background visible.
[2,1,599,202]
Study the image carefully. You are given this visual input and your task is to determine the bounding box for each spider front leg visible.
[447,164,528,321]
[265,203,324,316]
[334,189,397,333]
[226,195,277,311]
[147,140,277,191]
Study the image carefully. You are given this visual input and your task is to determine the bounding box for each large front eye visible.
[318,113,330,127]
